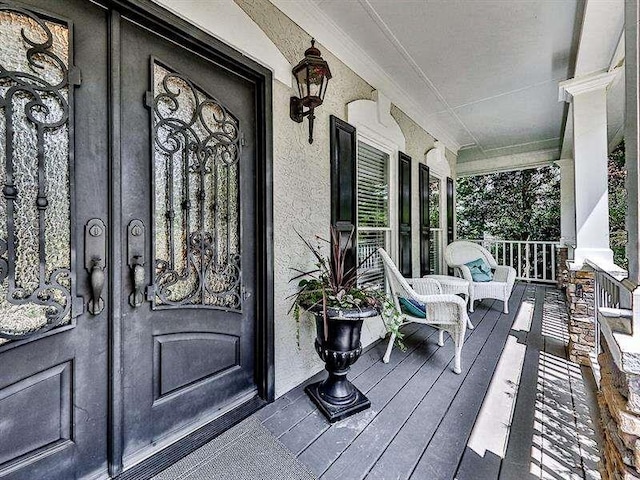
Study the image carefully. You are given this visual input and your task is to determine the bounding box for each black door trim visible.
[99,1,274,476]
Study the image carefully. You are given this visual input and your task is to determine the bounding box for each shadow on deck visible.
[256,283,601,480]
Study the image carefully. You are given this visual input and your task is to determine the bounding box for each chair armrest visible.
[454,264,474,284]
[407,278,442,295]
[493,265,516,284]
[416,294,469,324]
[411,293,467,311]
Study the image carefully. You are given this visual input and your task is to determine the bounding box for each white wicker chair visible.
[444,241,517,314]
[378,248,468,374]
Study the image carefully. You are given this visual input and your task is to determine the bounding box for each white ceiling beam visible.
[457,149,559,177]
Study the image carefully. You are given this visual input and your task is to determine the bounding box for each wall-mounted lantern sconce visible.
[290,39,332,144]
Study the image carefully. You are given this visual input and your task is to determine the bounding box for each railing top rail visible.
[584,258,635,290]
[465,239,561,245]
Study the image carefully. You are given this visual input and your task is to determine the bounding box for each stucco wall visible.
[235,0,381,395]
[229,0,458,396]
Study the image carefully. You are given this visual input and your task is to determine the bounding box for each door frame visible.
[94,1,274,477]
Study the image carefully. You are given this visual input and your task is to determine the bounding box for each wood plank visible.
[264,325,442,440]
[455,284,537,480]
[278,301,494,457]
[299,295,503,477]
[256,323,423,422]
[259,323,422,426]
[500,285,546,480]
[363,285,528,480]
[320,292,512,480]
[409,285,531,479]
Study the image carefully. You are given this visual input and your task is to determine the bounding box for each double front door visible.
[0,1,267,478]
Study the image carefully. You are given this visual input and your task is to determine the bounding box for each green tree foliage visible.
[456,165,561,241]
[608,143,628,268]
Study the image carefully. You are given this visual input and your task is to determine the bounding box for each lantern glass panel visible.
[295,68,307,99]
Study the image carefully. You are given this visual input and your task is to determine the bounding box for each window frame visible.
[355,127,399,282]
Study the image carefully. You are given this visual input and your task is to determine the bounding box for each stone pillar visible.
[559,71,619,266]
[558,158,576,249]
[556,246,569,289]
[565,266,596,366]
[626,0,640,284]
[599,341,640,479]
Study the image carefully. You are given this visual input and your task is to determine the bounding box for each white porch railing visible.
[586,259,637,339]
[468,239,561,283]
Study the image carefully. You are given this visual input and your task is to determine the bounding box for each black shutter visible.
[330,115,357,272]
[446,176,454,275]
[419,163,430,276]
[398,152,412,277]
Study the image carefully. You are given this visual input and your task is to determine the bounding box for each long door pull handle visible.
[85,218,107,315]
[127,220,146,308]
[130,256,145,307]
[88,258,105,315]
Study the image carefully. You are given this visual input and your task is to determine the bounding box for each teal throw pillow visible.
[399,297,426,318]
[465,258,493,282]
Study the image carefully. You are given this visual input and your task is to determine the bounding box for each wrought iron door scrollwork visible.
[149,61,242,311]
[0,5,80,339]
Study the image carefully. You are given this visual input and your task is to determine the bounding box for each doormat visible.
[151,417,316,480]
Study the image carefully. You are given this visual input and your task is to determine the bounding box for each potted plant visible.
[290,227,400,422]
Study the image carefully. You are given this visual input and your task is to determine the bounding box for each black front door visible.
[0,1,271,479]
[0,1,109,478]
[117,14,259,469]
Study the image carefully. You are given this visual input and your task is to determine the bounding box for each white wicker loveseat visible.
[444,241,516,314]
[378,248,468,374]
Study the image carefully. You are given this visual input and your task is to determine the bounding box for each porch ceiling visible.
[275,0,623,163]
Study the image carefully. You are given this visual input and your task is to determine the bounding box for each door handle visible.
[88,258,105,315]
[130,256,145,307]
[85,219,107,315]
[127,220,146,308]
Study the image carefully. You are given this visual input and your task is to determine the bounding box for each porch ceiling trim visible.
[456,148,559,177]
[269,0,461,154]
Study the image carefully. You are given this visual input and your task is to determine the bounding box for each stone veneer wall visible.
[556,246,569,289]
[599,342,640,479]
[565,267,597,366]
[233,0,458,396]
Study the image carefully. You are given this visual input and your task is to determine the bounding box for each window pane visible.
[357,142,389,228]
[357,230,386,289]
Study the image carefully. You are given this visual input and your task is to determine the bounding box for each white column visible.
[557,158,576,250]
[626,0,640,283]
[559,71,619,266]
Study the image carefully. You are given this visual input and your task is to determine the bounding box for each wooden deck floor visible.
[255,283,601,480]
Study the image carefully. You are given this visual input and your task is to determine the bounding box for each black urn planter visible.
[305,306,378,423]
